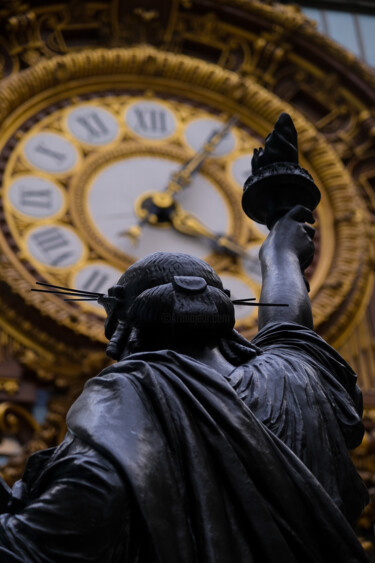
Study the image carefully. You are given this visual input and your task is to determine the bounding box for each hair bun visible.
[172,276,207,294]
[127,278,235,338]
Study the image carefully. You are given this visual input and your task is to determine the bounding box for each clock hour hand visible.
[170,206,248,258]
[118,190,250,263]
[119,191,247,260]
[165,117,237,196]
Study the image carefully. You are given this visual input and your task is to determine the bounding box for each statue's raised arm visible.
[242,113,320,329]
[258,204,315,329]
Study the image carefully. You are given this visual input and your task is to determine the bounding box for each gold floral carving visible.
[0,402,40,435]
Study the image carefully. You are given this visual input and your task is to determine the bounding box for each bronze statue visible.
[0,115,369,562]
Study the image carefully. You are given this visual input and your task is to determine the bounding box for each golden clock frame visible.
[0,47,371,360]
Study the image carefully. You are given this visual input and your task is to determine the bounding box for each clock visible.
[3,89,266,335]
[0,46,366,372]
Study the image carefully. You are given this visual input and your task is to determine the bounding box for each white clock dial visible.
[184,118,236,157]
[72,263,123,309]
[26,225,84,268]
[7,175,65,219]
[125,101,177,140]
[24,133,78,173]
[231,154,253,188]
[219,273,257,320]
[87,156,230,260]
[66,105,119,146]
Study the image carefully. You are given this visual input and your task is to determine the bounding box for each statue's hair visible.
[128,281,233,331]
[117,252,224,302]
[106,252,258,362]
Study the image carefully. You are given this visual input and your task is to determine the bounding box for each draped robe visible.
[0,323,369,562]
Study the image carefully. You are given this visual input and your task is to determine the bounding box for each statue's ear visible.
[104,310,119,340]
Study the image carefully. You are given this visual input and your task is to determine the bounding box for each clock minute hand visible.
[165,117,237,196]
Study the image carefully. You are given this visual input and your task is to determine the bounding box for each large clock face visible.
[1,47,346,346]
[2,92,272,334]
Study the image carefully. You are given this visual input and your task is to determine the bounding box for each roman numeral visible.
[81,270,110,293]
[133,108,167,132]
[20,187,52,209]
[31,228,72,266]
[34,143,67,163]
[76,112,109,138]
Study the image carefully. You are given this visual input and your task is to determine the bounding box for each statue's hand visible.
[260,205,315,271]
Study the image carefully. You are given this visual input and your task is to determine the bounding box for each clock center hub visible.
[135,191,177,226]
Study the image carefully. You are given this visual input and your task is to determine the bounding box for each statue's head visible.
[100,252,236,360]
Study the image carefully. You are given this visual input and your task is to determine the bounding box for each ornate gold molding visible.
[0,402,40,435]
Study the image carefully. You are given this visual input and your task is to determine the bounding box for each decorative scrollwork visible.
[0,402,40,437]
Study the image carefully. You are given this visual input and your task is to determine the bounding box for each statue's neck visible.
[120,332,236,376]
[167,343,235,376]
